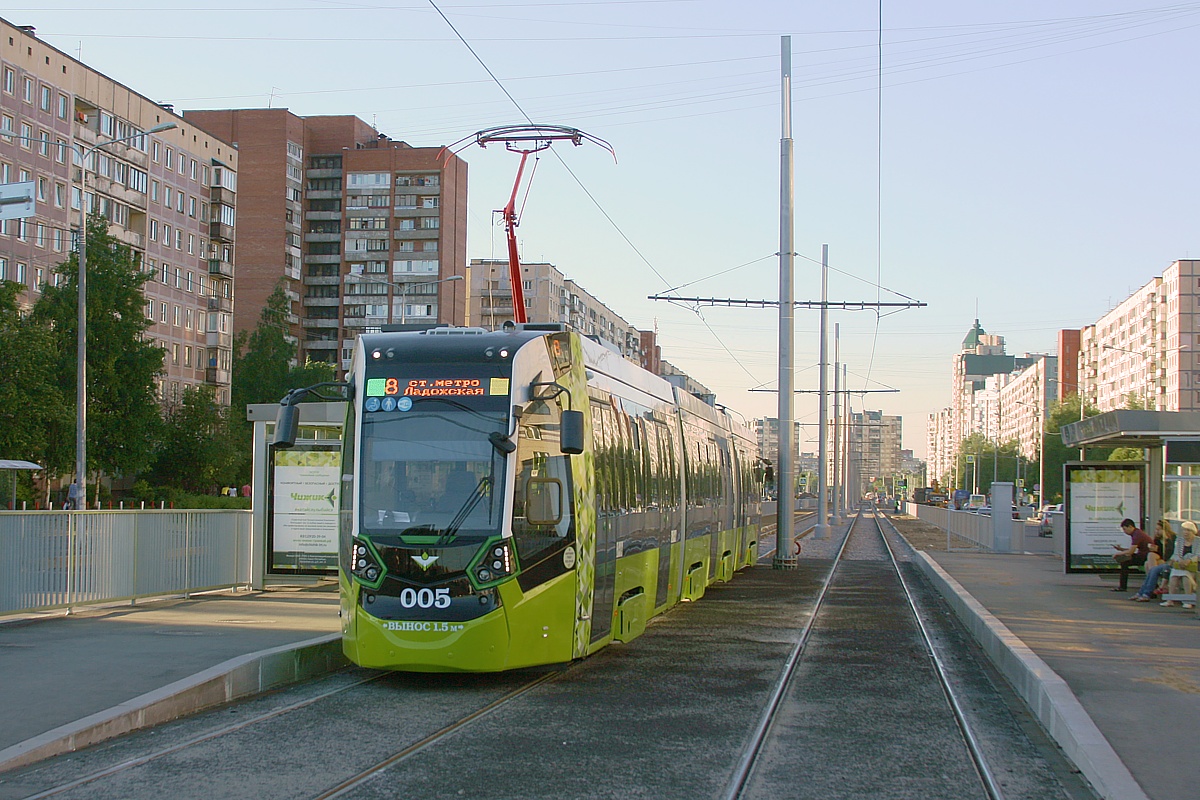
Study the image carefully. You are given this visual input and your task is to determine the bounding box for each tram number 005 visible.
[399,587,452,609]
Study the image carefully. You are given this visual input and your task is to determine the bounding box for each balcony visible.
[209,186,236,207]
[303,297,340,307]
[302,318,339,328]
[209,221,234,242]
[208,259,234,278]
[304,339,338,351]
[303,254,341,265]
[207,296,233,312]
[205,367,231,385]
[304,232,341,243]
[206,331,232,349]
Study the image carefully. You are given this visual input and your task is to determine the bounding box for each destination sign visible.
[366,377,510,399]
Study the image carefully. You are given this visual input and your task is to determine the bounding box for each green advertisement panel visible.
[1064,462,1145,573]
[269,443,342,574]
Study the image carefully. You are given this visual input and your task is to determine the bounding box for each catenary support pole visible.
[814,245,830,540]
[774,35,797,569]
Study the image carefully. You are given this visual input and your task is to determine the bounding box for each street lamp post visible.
[75,121,176,509]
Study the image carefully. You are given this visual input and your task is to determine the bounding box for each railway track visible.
[1,510,1092,800]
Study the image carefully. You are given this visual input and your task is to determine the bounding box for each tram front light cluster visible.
[476,541,514,584]
[351,539,384,584]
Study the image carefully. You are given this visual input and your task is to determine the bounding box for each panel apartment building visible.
[1078,259,1200,414]
[183,109,467,377]
[0,20,238,403]
[467,258,643,361]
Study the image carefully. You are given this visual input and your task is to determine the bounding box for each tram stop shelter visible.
[246,402,346,590]
[0,459,42,509]
[1060,410,1200,587]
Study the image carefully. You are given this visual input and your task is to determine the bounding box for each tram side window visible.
[511,399,574,566]
[591,401,611,514]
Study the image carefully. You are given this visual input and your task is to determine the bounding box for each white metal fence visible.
[0,510,253,616]
[905,502,995,551]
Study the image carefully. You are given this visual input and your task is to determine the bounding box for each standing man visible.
[66,478,83,511]
[1111,518,1152,592]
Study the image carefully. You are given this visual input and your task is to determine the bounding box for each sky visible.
[16,1,1200,457]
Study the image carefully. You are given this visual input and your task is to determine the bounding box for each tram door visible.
[589,397,617,642]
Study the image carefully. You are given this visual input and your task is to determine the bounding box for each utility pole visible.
[814,244,830,540]
[832,323,841,525]
[774,34,797,569]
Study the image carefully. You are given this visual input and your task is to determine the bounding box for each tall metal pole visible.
[843,363,850,511]
[832,323,841,525]
[774,35,797,569]
[814,245,830,540]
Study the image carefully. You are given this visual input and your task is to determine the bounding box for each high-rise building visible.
[1,20,239,404]
[182,109,468,377]
[1077,260,1200,414]
[467,258,643,361]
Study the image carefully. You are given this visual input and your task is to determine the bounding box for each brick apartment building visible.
[182,109,467,377]
[0,20,239,404]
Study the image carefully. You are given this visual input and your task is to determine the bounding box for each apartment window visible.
[421,197,439,209]
[2,68,12,94]
[175,268,182,288]
[164,148,173,170]
[395,241,415,253]
[37,177,47,201]
[349,217,386,230]
[419,217,440,230]
[22,77,32,103]
[310,155,340,169]
[39,85,51,112]
[15,262,25,285]
[149,218,159,241]
[348,195,388,209]
[395,194,417,208]
[55,137,67,163]
[186,307,193,328]
[164,186,172,208]
[57,94,68,119]
[162,263,170,284]
[1,116,12,142]
[163,224,172,245]
[308,177,340,192]
[287,141,303,160]
[0,257,5,279]
[53,227,64,252]
[188,196,196,217]
[173,305,181,326]
[178,155,186,175]
[160,301,168,322]
[397,218,415,231]
[152,141,160,162]
[176,191,184,213]
[150,180,159,202]
[37,130,49,157]
[189,159,197,181]
[184,346,192,367]
[348,172,389,188]
[19,123,31,149]
[172,343,179,365]
[187,234,194,254]
[366,260,387,274]
[146,301,154,320]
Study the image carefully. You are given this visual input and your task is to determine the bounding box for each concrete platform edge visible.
[913,551,1149,800]
[0,632,349,774]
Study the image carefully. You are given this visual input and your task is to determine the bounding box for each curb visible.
[0,633,349,774]
[913,551,1149,800]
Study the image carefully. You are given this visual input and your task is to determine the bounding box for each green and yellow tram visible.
[323,325,764,672]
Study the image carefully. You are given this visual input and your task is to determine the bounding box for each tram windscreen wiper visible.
[440,476,493,543]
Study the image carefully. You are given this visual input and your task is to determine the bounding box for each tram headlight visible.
[473,540,515,587]
[350,539,385,586]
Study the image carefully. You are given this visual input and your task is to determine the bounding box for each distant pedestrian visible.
[1111,518,1152,592]
[241,483,251,500]
[66,479,83,511]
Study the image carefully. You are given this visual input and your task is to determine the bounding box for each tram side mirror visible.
[560,410,584,455]
[274,403,300,449]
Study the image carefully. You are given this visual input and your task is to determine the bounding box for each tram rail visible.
[727,507,1004,800]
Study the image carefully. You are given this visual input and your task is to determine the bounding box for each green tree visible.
[32,216,163,483]
[227,282,336,484]
[150,386,243,492]
[0,281,71,482]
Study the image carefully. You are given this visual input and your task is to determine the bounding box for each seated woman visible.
[1132,519,1176,601]
[1161,521,1198,608]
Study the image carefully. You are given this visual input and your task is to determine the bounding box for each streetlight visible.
[349,273,463,325]
[76,121,177,508]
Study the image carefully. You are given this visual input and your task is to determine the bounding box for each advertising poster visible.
[1064,463,1144,573]
[270,445,341,573]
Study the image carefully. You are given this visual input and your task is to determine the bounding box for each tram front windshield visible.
[360,401,508,542]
